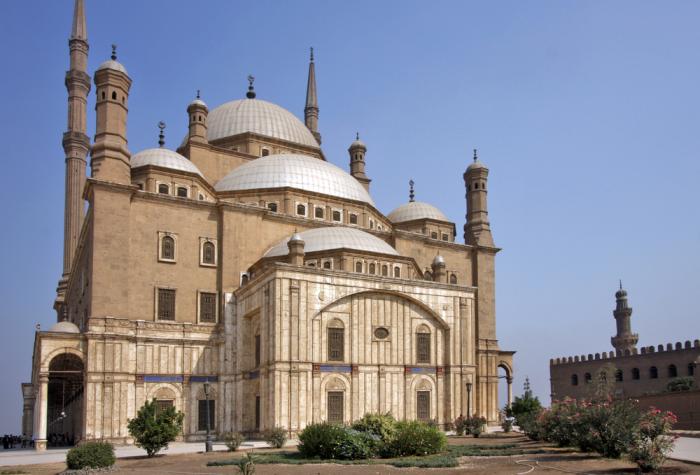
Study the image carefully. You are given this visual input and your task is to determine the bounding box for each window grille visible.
[161,236,175,260]
[202,241,215,265]
[158,288,176,320]
[327,391,344,423]
[198,400,215,431]
[199,292,217,323]
[417,332,430,363]
[328,328,344,361]
[156,399,173,415]
[417,391,430,421]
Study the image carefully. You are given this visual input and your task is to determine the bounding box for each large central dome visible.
[215,154,375,206]
[206,98,320,148]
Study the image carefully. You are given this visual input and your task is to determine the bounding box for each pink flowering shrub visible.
[628,407,678,472]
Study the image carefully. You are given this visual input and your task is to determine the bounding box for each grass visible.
[208,443,535,469]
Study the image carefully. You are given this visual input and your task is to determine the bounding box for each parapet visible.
[550,339,699,366]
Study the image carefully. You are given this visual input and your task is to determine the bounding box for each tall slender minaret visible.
[57,0,91,304]
[304,47,321,144]
[611,281,639,354]
[463,149,494,246]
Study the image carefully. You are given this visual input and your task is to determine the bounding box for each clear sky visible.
[1,0,699,433]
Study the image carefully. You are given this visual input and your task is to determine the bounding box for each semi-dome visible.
[131,148,203,177]
[206,98,319,148]
[265,227,399,258]
[49,321,80,333]
[215,153,375,206]
[387,201,450,223]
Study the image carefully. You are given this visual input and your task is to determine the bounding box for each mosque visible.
[21,0,514,449]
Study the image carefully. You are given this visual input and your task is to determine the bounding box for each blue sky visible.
[1,0,699,433]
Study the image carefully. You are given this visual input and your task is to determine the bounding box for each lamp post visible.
[466,382,473,417]
[203,382,213,453]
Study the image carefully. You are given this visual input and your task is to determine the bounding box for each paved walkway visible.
[669,436,700,464]
[0,440,275,467]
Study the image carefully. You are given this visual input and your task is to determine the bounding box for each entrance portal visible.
[47,353,84,447]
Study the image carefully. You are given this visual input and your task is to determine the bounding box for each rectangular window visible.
[349,213,358,225]
[199,292,217,323]
[327,391,344,423]
[198,399,215,431]
[157,288,176,321]
[442,233,449,241]
[328,328,344,361]
[255,395,261,430]
[417,333,431,363]
[155,399,173,415]
[417,391,430,421]
[332,210,342,222]
[315,207,324,219]
[255,334,261,367]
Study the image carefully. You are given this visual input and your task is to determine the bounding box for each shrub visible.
[264,427,287,449]
[336,428,379,460]
[453,415,466,436]
[508,392,543,428]
[464,416,486,437]
[628,408,677,472]
[127,398,184,457]
[234,452,255,474]
[351,412,397,444]
[667,377,695,392]
[298,422,349,459]
[384,420,447,457]
[223,431,245,451]
[66,441,116,470]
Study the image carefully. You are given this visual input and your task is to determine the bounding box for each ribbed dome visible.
[387,201,449,223]
[206,98,319,148]
[96,59,128,75]
[49,321,80,333]
[215,154,375,206]
[131,148,203,177]
[265,227,398,258]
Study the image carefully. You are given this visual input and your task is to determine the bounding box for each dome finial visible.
[409,179,415,202]
[356,131,360,141]
[246,74,256,99]
[111,44,117,61]
[473,148,478,163]
[196,89,201,99]
[310,46,314,62]
[158,121,166,147]
[619,279,623,290]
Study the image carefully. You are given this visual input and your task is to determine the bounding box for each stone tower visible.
[611,281,639,353]
[463,149,494,247]
[187,91,209,144]
[57,0,91,310]
[90,45,132,184]
[304,47,321,144]
[349,133,371,191]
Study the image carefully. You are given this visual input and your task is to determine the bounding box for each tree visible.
[128,399,184,457]
[506,377,543,429]
[666,377,695,392]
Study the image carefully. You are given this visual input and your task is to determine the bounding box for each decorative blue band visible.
[143,375,183,383]
[320,365,352,373]
[190,375,218,383]
[248,370,260,380]
[406,366,435,374]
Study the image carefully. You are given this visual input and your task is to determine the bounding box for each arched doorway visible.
[47,353,84,447]
[497,363,513,414]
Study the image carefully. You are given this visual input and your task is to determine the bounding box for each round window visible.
[374,327,389,339]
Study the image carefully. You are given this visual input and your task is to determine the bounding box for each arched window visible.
[332,210,341,222]
[111,91,117,100]
[261,148,270,157]
[355,262,363,273]
[571,374,578,386]
[327,391,344,423]
[416,326,431,364]
[327,319,344,362]
[431,232,438,239]
[349,213,358,225]
[632,368,640,380]
[323,260,332,269]
[369,220,374,229]
[177,187,188,198]
[417,390,430,422]
[584,372,592,384]
[424,271,433,281]
[158,184,170,194]
[161,236,175,260]
[202,241,215,265]
[315,207,324,219]
[369,263,376,274]
[394,267,400,278]
[668,364,678,378]
[442,233,449,241]
[241,274,249,286]
[101,91,106,100]
[449,274,457,284]
[267,202,278,212]
[650,366,658,379]
[381,265,388,276]
[615,369,623,382]
[296,204,306,216]
[689,363,696,376]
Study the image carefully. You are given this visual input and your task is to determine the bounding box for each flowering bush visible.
[465,416,487,437]
[453,415,466,436]
[628,408,678,472]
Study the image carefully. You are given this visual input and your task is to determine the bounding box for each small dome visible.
[265,227,398,258]
[433,254,445,266]
[387,201,449,223]
[49,321,80,333]
[206,98,319,148]
[189,98,208,109]
[131,148,203,177]
[289,233,304,243]
[467,159,486,171]
[96,59,128,75]
[215,154,375,206]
